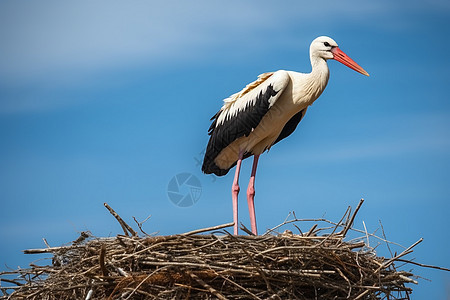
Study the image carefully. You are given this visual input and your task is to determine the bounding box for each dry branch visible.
[104,203,137,237]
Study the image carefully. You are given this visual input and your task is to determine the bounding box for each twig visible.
[42,238,51,248]
[239,223,254,235]
[24,245,77,254]
[122,268,165,300]
[378,238,423,272]
[116,267,129,277]
[305,224,318,237]
[378,220,393,259]
[187,270,228,300]
[335,267,352,298]
[99,244,108,276]
[104,202,137,237]
[340,198,364,237]
[396,259,450,272]
[354,288,371,300]
[181,222,234,236]
[133,215,152,236]
[362,221,369,248]
[219,275,262,300]
[0,278,23,286]
[72,231,91,245]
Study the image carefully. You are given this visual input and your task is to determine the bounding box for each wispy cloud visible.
[0,1,386,114]
[1,0,448,114]
[0,1,390,86]
[2,0,448,85]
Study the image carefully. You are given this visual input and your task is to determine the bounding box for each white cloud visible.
[2,0,448,86]
[0,1,389,86]
[0,0,448,114]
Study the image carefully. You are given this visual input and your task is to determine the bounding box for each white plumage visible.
[216,71,290,127]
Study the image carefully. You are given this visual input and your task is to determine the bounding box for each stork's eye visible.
[324,42,330,47]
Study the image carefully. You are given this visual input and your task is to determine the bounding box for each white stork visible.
[202,36,369,235]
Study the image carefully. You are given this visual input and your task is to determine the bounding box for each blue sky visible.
[1,0,449,298]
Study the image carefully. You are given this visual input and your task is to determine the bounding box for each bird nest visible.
[0,200,437,300]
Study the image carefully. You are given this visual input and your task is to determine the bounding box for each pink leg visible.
[231,150,244,235]
[247,154,260,235]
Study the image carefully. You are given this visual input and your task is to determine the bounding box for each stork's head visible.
[310,36,369,76]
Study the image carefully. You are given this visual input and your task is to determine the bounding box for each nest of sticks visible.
[1,199,438,300]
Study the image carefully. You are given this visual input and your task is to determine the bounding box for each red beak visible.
[331,47,369,76]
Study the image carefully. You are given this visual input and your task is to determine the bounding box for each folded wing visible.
[202,71,291,176]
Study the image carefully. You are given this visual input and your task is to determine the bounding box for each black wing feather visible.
[273,108,306,145]
[205,109,306,176]
[202,85,278,176]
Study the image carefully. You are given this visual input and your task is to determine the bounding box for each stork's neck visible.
[304,55,330,102]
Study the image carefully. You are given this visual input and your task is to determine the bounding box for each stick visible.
[396,259,450,272]
[42,238,51,248]
[24,245,74,254]
[219,275,262,300]
[305,224,318,237]
[340,199,364,237]
[99,244,108,276]
[133,215,152,236]
[187,270,228,300]
[377,238,423,272]
[122,268,164,300]
[181,222,234,236]
[354,289,370,300]
[104,202,137,237]
[72,231,91,245]
[240,223,254,235]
